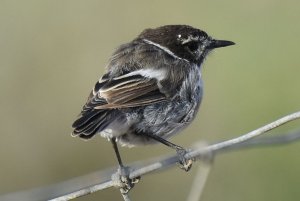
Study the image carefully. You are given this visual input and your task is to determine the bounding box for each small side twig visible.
[121,193,131,201]
[186,156,213,201]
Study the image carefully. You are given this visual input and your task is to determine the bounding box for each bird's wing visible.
[86,70,167,110]
[72,69,168,139]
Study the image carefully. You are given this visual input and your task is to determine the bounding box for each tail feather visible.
[72,109,120,139]
[72,110,102,128]
[72,110,108,138]
[76,114,106,135]
[78,119,112,139]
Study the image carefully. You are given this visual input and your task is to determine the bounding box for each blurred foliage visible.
[0,0,300,201]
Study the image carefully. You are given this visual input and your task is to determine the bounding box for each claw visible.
[176,148,193,172]
[113,166,141,194]
[119,175,141,194]
[119,175,133,194]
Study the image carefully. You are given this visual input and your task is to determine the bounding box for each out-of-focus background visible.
[1,1,300,201]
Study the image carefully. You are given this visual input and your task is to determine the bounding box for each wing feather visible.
[92,72,167,109]
[72,69,168,138]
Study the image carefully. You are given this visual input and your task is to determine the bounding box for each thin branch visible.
[121,193,131,201]
[186,160,212,201]
[0,168,116,201]
[1,111,300,201]
[226,129,300,150]
[129,111,300,180]
[48,181,114,201]
[190,111,300,156]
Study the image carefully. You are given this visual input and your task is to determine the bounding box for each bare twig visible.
[189,111,300,156]
[129,111,300,180]
[48,181,114,201]
[186,160,213,201]
[1,111,300,201]
[121,193,131,201]
[226,129,300,150]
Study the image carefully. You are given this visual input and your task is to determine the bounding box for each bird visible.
[72,25,234,174]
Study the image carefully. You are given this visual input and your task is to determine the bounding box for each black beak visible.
[207,39,235,49]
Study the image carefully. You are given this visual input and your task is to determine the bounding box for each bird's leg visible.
[145,133,193,171]
[111,137,139,193]
[111,137,125,168]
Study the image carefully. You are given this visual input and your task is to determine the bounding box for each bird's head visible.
[138,25,234,65]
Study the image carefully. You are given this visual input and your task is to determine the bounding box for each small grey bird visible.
[72,25,234,172]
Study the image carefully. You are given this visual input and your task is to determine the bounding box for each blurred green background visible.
[1,0,300,200]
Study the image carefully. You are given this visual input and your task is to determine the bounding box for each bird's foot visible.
[176,148,193,172]
[113,166,140,194]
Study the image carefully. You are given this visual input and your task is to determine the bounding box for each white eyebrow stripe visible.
[181,35,200,44]
[143,39,189,62]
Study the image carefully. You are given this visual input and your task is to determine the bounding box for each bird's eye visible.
[185,41,198,52]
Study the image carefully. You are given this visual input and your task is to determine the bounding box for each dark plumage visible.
[72,25,234,170]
